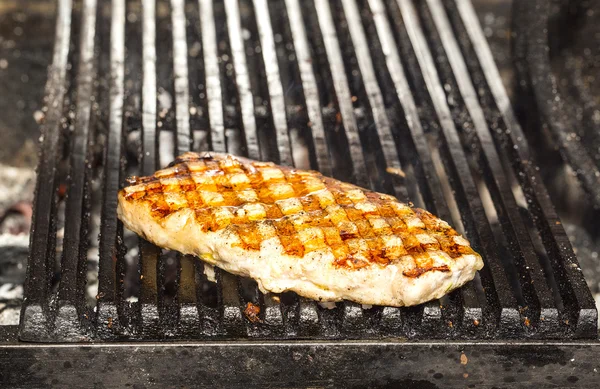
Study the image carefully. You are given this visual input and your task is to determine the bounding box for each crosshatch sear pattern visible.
[121,152,480,278]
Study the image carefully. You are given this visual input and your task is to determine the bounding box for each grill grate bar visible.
[224,0,260,160]
[215,0,252,157]
[313,0,370,189]
[95,0,127,339]
[138,245,160,332]
[192,262,216,335]
[172,0,192,155]
[396,0,523,335]
[252,0,293,166]
[139,0,159,322]
[220,270,244,336]
[122,0,143,137]
[453,0,597,337]
[263,292,285,335]
[296,297,320,336]
[284,0,332,176]
[162,0,203,336]
[157,0,195,336]
[138,0,161,335]
[200,0,226,154]
[24,0,72,310]
[424,0,560,334]
[183,0,208,152]
[59,0,97,308]
[177,255,200,334]
[118,0,144,337]
[380,305,403,332]
[175,3,201,322]
[141,0,158,175]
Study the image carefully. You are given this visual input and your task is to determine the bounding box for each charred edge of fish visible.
[403,265,451,278]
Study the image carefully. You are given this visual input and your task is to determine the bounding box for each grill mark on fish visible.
[403,264,451,278]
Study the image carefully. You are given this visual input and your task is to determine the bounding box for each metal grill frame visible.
[513,0,600,211]
[0,337,599,387]
[16,0,598,345]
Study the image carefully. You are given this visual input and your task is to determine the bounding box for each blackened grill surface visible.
[19,0,597,342]
[513,0,600,211]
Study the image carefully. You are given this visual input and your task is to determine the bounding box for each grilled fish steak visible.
[117,152,483,307]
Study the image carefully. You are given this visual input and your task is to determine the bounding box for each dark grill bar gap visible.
[19,0,597,342]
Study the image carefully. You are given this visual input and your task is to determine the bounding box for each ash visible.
[0,164,34,325]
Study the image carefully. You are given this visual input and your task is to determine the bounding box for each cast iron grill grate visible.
[19,0,597,342]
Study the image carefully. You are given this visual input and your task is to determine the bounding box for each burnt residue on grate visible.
[19,0,597,342]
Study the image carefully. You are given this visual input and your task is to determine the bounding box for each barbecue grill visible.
[1,0,599,387]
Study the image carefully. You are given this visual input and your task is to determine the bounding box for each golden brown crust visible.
[120,152,479,277]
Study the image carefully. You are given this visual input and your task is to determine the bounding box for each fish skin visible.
[117,152,483,307]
